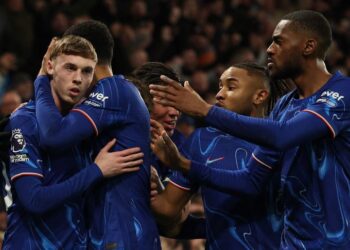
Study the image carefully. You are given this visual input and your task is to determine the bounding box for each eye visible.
[227,85,235,91]
[274,37,282,45]
[64,64,76,71]
[83,68,93,75]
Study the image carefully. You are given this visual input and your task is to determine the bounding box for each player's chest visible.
[198,137,252,171]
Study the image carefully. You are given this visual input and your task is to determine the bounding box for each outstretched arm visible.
[204,106,328,150]
[149,76,333,150]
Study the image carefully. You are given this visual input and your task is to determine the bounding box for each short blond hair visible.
[50,35,97,62]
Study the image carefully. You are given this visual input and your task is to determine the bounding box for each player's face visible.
[267,20,304,80]
[151,102,180,136]
[216,67,261,116]
[48,54,96,108]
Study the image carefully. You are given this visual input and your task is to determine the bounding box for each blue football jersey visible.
[169,127,283,249]
[2,101,92,250]
[270,71,350,249]
[73,75,160,250]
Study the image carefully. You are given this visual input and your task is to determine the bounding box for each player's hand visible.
[150,119,171,166]
[38,37,58,76]
[150,166,164,201]
[149,76,212,117]
[95,139,143,178]
[150,119,191,173]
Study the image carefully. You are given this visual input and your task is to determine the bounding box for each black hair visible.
[129,62,179,112]
[282,10,332,60]
[233,62,294,115]
[64,20,114,65]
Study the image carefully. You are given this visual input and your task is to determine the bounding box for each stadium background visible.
[0,0,349,249]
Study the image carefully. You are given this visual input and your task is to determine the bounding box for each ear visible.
[47,59,54,75]
[303,39,317,56]
[253,89,269,105]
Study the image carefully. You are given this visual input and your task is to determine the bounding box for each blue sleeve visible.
[173,215,206,239]
[34,76,95,149]
[168,132,199,192]
[188,146,281,196]
[14,163,103,214]
[9,114,43,180]
[302,83,350,137]
[205,105,329,150]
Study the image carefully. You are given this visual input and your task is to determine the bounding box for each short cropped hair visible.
[50,35,97,62]
[233,62,293,115]
[282,10,332,59]
[64,20,114,65]
[130,62,180,112]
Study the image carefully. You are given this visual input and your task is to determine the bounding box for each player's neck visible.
[94,65,113,80]
[294,59,331,99]
[250,106,266,118]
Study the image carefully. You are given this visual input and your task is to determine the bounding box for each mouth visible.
[69,87,81,97]
[163,120,177,131]
[267,58,274,69]
[216,101,224,108]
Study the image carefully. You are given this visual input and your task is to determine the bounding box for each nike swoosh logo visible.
[206,157,224,165]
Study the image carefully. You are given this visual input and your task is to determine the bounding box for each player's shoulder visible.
[9,101,37,133]
[84,75,141,109]
[97,75,136,91]
[320,71,350,91]
[313,71,350,106]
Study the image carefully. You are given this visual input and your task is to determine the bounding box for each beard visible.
[268,55,303,81]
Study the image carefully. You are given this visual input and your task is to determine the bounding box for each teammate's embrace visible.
[34,21,160,249]
[3,36,143,249]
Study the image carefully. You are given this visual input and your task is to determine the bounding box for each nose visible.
[216,88,225,101]
[73,71,82,85]
[168,106,180,118]
[266,42,274,56]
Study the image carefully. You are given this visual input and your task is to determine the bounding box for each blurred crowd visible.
[0,0,349,249]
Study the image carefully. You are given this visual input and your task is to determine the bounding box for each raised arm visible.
[149,76,338,150]
[34,76,95,149]
[204,105,329,150]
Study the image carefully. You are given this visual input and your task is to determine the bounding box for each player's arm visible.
[203,105,329,150]
[150,166,194,236]
[150,165,206,239]
[151,180,207,238]
[152,127,279,196]
[13,139,143,214]
[188,147,279,195]
[149,76,334,150]
[34,75,96,149]
[151,181,193,228]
